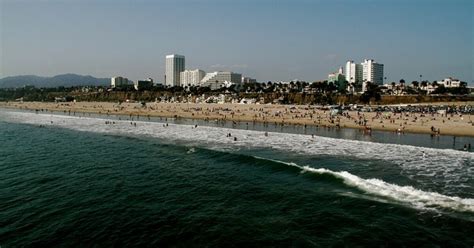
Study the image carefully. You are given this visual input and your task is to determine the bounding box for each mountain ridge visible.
[0,73,110,88]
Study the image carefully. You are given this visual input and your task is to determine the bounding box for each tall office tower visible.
[165,54,185,87]
[361,59,384,91]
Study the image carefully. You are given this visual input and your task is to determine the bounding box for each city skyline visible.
[1,0,472,84]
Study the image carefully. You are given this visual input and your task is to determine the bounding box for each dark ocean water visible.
[1,110,473,247]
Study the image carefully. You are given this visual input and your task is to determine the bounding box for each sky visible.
[1,0,473,84]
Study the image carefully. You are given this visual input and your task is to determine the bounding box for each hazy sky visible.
[1,0,473,83]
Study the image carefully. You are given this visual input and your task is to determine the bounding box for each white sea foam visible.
[254,157,474,212]
[1,110,473,213]
[303,166,474,212]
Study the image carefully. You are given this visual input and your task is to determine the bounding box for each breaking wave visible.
[255,156,474,213]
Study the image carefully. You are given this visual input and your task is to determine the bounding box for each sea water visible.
[0,110,473,246]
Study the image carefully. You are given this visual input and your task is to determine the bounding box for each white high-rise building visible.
[165,54,185,87]
[180,69,206,87]
[345,61,363,84]
[361,59,384,91]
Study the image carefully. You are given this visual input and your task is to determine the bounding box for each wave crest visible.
[257,156,474,213]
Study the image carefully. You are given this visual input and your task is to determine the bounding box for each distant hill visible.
[0,74,110,88]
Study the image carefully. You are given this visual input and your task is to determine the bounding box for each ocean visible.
[1,109,473,247]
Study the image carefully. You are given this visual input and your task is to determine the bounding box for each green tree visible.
[432,84,446,94]
[359,82,381,104]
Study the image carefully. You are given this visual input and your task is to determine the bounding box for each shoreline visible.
[1,101,473,137]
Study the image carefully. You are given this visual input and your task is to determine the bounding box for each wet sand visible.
[1,101,473,137]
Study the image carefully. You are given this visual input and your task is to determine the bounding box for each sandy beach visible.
[1,101,473,137]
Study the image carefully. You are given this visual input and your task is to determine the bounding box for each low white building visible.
[180,69,206,88]
[328,67,344,83]
[438,77,461,88]
[422,85,437,94]
[200,71,242,90]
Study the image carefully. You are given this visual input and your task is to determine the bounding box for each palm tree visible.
[421,81,428,88]
[289,81,295,89]
[395,85,401,95]
[296,81,302,91]
[399,79,405,86]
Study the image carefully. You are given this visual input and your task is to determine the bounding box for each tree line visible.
[0,80,471,105]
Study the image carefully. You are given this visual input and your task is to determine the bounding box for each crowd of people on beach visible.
[3,101,473,139]
[11,101,471,152]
